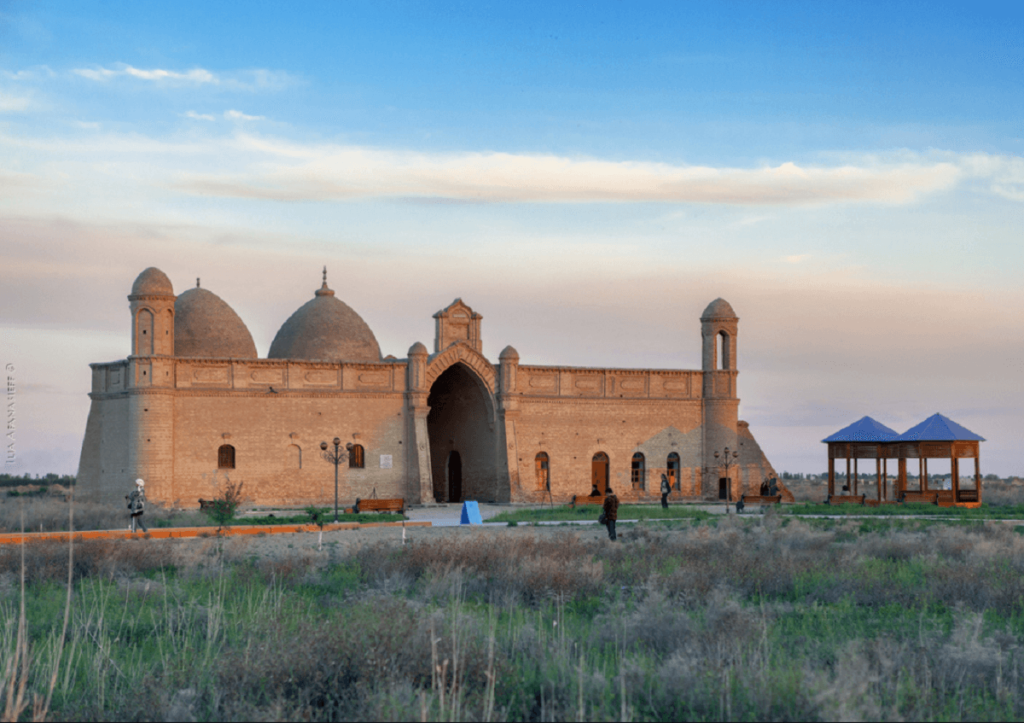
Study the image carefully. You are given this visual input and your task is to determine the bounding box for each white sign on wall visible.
[380,454,393,469]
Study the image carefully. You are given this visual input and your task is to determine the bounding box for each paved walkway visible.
[405,502,735,527]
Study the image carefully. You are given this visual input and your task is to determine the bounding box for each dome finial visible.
[196,277,200,288]
[315,266,335,297]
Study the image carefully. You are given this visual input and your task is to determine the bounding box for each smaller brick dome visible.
[499,345,519,362]
[701,298,737,320]
[408,341,428,356]
[174,287,257,359]
[131,267,174,297]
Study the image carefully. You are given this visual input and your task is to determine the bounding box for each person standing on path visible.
[602,486,619,541]
[127,478,148,533]
[660,473,671,509]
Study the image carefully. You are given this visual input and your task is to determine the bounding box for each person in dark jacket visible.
[660,474,671,509]
[127,478,148,533]
[602,486,620,540]
[589,483,602,497]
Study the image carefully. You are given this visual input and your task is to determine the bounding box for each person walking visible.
[602,486,620,541]
[660,473,671,509]
[127,478,148,533]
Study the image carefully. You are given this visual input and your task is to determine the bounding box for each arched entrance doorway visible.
[427,363,499,503]
[592,452,609,495]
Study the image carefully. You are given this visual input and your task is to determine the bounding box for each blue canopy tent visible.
[822,416,900,501]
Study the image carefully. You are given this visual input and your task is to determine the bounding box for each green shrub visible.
[202,480,244,527]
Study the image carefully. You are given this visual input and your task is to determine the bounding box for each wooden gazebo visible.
[893,413,984,507]
[823,413,985,507]
[823,416,900,503]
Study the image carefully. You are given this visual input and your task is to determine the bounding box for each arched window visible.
[288,444,302,469]
[535,452,550,490]
[218,444,235,469]
[717,331,730,370]
[349,444,365,469]
[667,452,681,491]
[631,452,645,490]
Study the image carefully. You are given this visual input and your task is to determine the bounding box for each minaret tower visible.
[701,298,740,500]
[126,267,176,504]
[129,267,175,357]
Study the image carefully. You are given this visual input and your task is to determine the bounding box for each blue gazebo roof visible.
[897,413,985,442]
[822,416,901,443]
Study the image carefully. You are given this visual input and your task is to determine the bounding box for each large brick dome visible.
[130,267,174,297]
[268,278,380,363]
[174,287,258,359]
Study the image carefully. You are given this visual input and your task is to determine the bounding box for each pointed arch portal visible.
[427,362,499,503]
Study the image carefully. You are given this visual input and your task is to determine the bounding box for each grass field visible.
[224,508,407,526]
[0,498,407,534]
[1,511,1023,720]
[787,501,1024,518]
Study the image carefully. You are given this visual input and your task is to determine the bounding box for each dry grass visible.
[3,516,1024,720]
[0,496,198,534]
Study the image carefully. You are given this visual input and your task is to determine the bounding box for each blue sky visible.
[2,1,1023,476]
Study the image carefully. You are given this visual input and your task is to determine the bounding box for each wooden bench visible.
[739,495,781,513]
[901,492,938,505]
[354,497,405,514]
[827,494,866,505]
[570,495,605,508]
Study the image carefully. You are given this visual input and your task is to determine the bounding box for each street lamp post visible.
[320,437,350,522]
[715,447,739,513]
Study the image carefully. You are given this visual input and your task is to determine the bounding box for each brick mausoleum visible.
[77,267,784,508]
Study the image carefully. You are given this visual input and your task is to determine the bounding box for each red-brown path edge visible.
[0,520,431,545]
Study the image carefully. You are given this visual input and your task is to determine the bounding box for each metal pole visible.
[321,437,348,524]
[725,459,731,514]
[334,444,340,522]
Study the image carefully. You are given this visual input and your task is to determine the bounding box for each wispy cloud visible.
[183,110,216,121]
[175,140,963,206]
[224,109,264,122]
[74,64,217,83]
[3,125,1021,209]
[0,91,31,112]
[784,254,811,264]
[1,66,56,81]
[69,64,297,91]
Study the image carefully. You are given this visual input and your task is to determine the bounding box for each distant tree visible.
[0,473,75,487]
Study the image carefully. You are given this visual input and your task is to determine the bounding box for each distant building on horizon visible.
[76,267,785,508]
